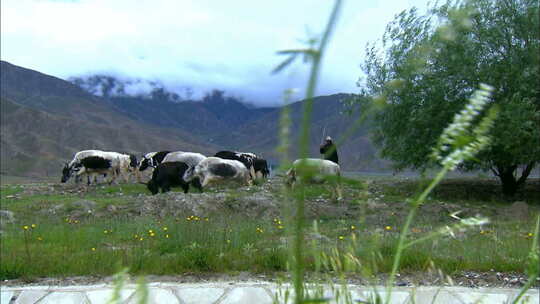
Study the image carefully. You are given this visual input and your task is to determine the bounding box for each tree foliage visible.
[362,0,539,195]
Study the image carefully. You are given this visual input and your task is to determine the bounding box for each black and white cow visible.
[138,151,171,172]
[162,152,206,168]
[183,157,251,190]
[117,153,140,182]
[145,161,202,195]
[214,151,258,179]
[61,150,122,185]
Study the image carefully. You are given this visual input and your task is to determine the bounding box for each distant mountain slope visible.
[70,74,388,171]
[0,61,218,178]
[230,94,387,171]
[70,76,275,142]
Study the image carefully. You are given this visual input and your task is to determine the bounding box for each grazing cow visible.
[138,151,171,172]
[183,157,251,189]
[162,152,206,168]
[252,158,270,178]
[286,158,342,200]
[320,136,339,164]
[117,153,140,182]
[62,150,130,184]
[214,151,257,179]
[145,161,202,195]
[62,154,118,185]
[62,149,107,183]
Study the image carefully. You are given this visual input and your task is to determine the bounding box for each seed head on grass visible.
[431,84,497,170]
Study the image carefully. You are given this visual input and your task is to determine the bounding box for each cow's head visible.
[146,179,159,195]
[183,166,196,182]
[138,157,150,171]
[190,177,202,192]
[61,163,72,183]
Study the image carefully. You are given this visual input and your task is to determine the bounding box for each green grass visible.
[0,177,538,281]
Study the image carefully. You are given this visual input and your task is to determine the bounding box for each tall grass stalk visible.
[383,84,497,304]
[511,215,539,304]
[274,1,343,302]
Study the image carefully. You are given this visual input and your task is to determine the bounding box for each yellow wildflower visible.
[162,227,168,231]
[139,237,144,241]
[37,236,43,241]
[150,232,155,237]
[31,224,37,228]
[338,236,345,240]
[385,226,392,231]
[278,225,284,229]
[103,230,108,234]
[23,225,29,230]
[91,247,96,251]
[351,225,356,230]
[165,234,169,238]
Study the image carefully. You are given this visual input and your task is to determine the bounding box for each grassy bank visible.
[0,177,538,282]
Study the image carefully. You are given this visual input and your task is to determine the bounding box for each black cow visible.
[253,158,270,178]
[139,151,170,172]
[146,161,202,195]
[62,156,115,185]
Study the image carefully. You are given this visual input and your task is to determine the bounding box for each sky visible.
[1,0,430,106]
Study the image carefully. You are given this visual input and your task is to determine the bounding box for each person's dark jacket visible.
[320,140,339,164]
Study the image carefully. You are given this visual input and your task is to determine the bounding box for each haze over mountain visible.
[1,61,387,178]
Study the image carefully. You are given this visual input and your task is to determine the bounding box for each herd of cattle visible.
[61,140,342,198]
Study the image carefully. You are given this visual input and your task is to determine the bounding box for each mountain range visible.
[0,61,387,179]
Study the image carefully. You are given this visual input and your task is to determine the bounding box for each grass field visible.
[1,176,538,285]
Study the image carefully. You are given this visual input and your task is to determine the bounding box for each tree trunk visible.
[492,162,536,196]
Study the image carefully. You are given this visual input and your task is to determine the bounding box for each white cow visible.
[183,157,251,189]
[162,152,206,168]
[286,158,342,200]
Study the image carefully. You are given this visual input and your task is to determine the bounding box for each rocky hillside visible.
[0,61,218,178]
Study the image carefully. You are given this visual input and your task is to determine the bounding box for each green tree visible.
[362,0,539,196]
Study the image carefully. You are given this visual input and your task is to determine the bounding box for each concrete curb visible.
[1,281,538,304]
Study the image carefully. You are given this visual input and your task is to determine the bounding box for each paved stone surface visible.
[14,290,49,304]
[86,289,134,304]
[1,282,538,304]
[125,288,180,304]
[1,290,14,304]
[220,287,272,304]
[38,291,89,304]
[175,287,225,304]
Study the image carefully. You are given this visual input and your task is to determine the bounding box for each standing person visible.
[320,136,338,164]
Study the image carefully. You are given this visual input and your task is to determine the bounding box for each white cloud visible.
[1,0,429,106]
